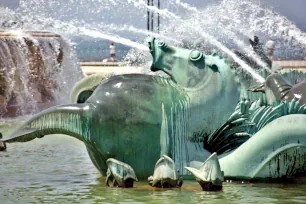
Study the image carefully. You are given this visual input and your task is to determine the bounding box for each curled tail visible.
[2,103,94,143]
[70,73,112,103]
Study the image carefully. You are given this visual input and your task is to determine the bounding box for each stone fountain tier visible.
[0,31,84,118]
[0,31,61,38]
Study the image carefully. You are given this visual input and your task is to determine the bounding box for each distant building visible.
[273,60,306,70]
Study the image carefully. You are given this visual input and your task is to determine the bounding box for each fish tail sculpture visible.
[148,155,183,188]
[106,158,138,188]
[185,153,224,191]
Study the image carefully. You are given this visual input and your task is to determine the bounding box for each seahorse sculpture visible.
[0,38,240,178]
[2,38,306,181]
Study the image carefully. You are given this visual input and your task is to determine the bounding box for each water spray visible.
[132,0,265,82]
[174,0,272,73]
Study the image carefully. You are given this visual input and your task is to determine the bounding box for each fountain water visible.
[11,0,306,54]
[174,0,272,72]
[0,30,84,117]
[0,8,150,52]
[121,0,266,82]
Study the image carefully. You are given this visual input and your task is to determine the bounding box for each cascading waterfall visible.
[0,31,84,117]
[0,35,38,116]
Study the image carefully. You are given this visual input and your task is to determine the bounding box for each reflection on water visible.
[1,121,306,203]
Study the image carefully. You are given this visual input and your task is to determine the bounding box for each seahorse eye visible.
[190,50,204,62]
[158,41,168,50]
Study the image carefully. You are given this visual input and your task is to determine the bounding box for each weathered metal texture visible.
[1,38,240,178]
[148,37,240,139]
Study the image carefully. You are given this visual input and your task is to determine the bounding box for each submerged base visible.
[107,178,135,188]
[149,178,183,188]
[199,182,223,191]
[0,140,6,151]
[118,179,135,188]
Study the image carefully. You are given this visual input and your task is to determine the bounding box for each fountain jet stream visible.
[174,0,271,73]
[93,23,181,44]
[7,0,306,81]
[41,17,150,51]
[199,33,265,82]
[78,28,149,51]
[129,0,265,82]
[0,10,149,52]
[127,0,180,20]
[175,0,197,12]
[16,0,306,53]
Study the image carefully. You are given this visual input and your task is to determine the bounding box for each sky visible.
[198,0,306,31]
[0,0,305,31]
